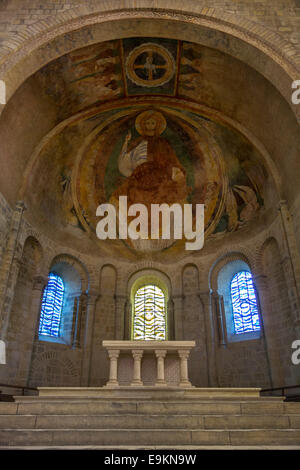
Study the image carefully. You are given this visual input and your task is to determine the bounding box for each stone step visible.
[0,413,298,430]
[36,387,263,400]
[12,401,300,415]
[1,428,300,447]
[2,399,300,416]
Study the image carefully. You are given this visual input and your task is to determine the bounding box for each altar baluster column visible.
[131,349,143,386]
[106,349,120,387]
[155,349,167,386]
[178,349,192,387]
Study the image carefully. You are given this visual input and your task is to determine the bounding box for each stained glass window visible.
[133,284,166,340]
[39,272,64,337]
[230,271,260,334]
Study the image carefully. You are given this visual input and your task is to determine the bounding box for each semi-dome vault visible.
[1,2,300,439]
[1,36,288,261]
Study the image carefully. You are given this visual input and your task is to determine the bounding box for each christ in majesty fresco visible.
[111,110,190,211]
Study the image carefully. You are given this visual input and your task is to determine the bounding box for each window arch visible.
[216,259,261,342]
[133,284,166,340]
[230,270,260,334]
[39,272,64,337]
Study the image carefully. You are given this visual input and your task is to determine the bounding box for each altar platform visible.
[1,339,300,448]
[1,386,300,448]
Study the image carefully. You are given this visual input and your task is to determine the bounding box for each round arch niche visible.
[127,269,172,341]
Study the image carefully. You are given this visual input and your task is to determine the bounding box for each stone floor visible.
[0,387,300,448]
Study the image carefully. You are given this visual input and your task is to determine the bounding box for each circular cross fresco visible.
[126,43,175,87]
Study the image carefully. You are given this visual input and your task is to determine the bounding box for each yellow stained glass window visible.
[133,284,166,340]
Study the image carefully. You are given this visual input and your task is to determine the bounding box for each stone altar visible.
[102,340,196,388]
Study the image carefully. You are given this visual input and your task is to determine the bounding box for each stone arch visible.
[260,237,290,310]
[1,235,45,385]
[128,268,172,301]
[38,254,89,346]
[127,268,172,340]
[0,1,299,124]
[258,236,296,385]
[28,351,80,387]
[208,250,272,387]
[181,263,206,386]
[256,234,283,274]
[1,3,298,240]
[182,263,199,295]
[48,253,89,292]
[20,236,43,280]
[8,236,44,339]
[93,264,117,351]
[100,264,117,296]
[209,251,252,292]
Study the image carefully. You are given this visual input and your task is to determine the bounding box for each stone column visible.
[211,291,227,347]
[172,294,184,340]
[25,275,48,386]
[155,349,167,386]
[124,300,132,340]
[131,349,143,386]
[0,201,26,341]
[30,275,48,333]
[80,291,99,386]
[167,298,175,340]
[115,294,127,340]
[178,349,192,387]
[253,274,280,387]
[200,290,219,387]
[279,200,300,322]
[71,296,79,348]
[73,293,87,349]
[106,349,120,387]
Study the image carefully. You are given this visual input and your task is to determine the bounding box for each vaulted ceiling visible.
[0,36,298,261]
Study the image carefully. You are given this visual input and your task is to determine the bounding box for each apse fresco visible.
[122,37,179,96]
[73,105,225,254]
[37,40,124,119]
[27,37,269,260]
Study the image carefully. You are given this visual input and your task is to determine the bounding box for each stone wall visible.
[0,194,297,389]
[0,0,299,390]
[0,1,299,63]
[0,192,11,265]
[291,194,300,253]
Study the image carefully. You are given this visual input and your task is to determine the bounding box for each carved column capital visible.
[15,200,26,213]
[107,349,120,360]
[172,294,184,303]
[178,349,190,360]
[32,275,48,291]
[87,290,101,302]
[278,199,288,210]
[253,274,269,290]
[155,349,167,359]
[132,349,144,360]
[114,293,127,301]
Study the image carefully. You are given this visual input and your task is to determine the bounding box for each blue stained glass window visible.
[39,272,64,337]
[230,271,260,334]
